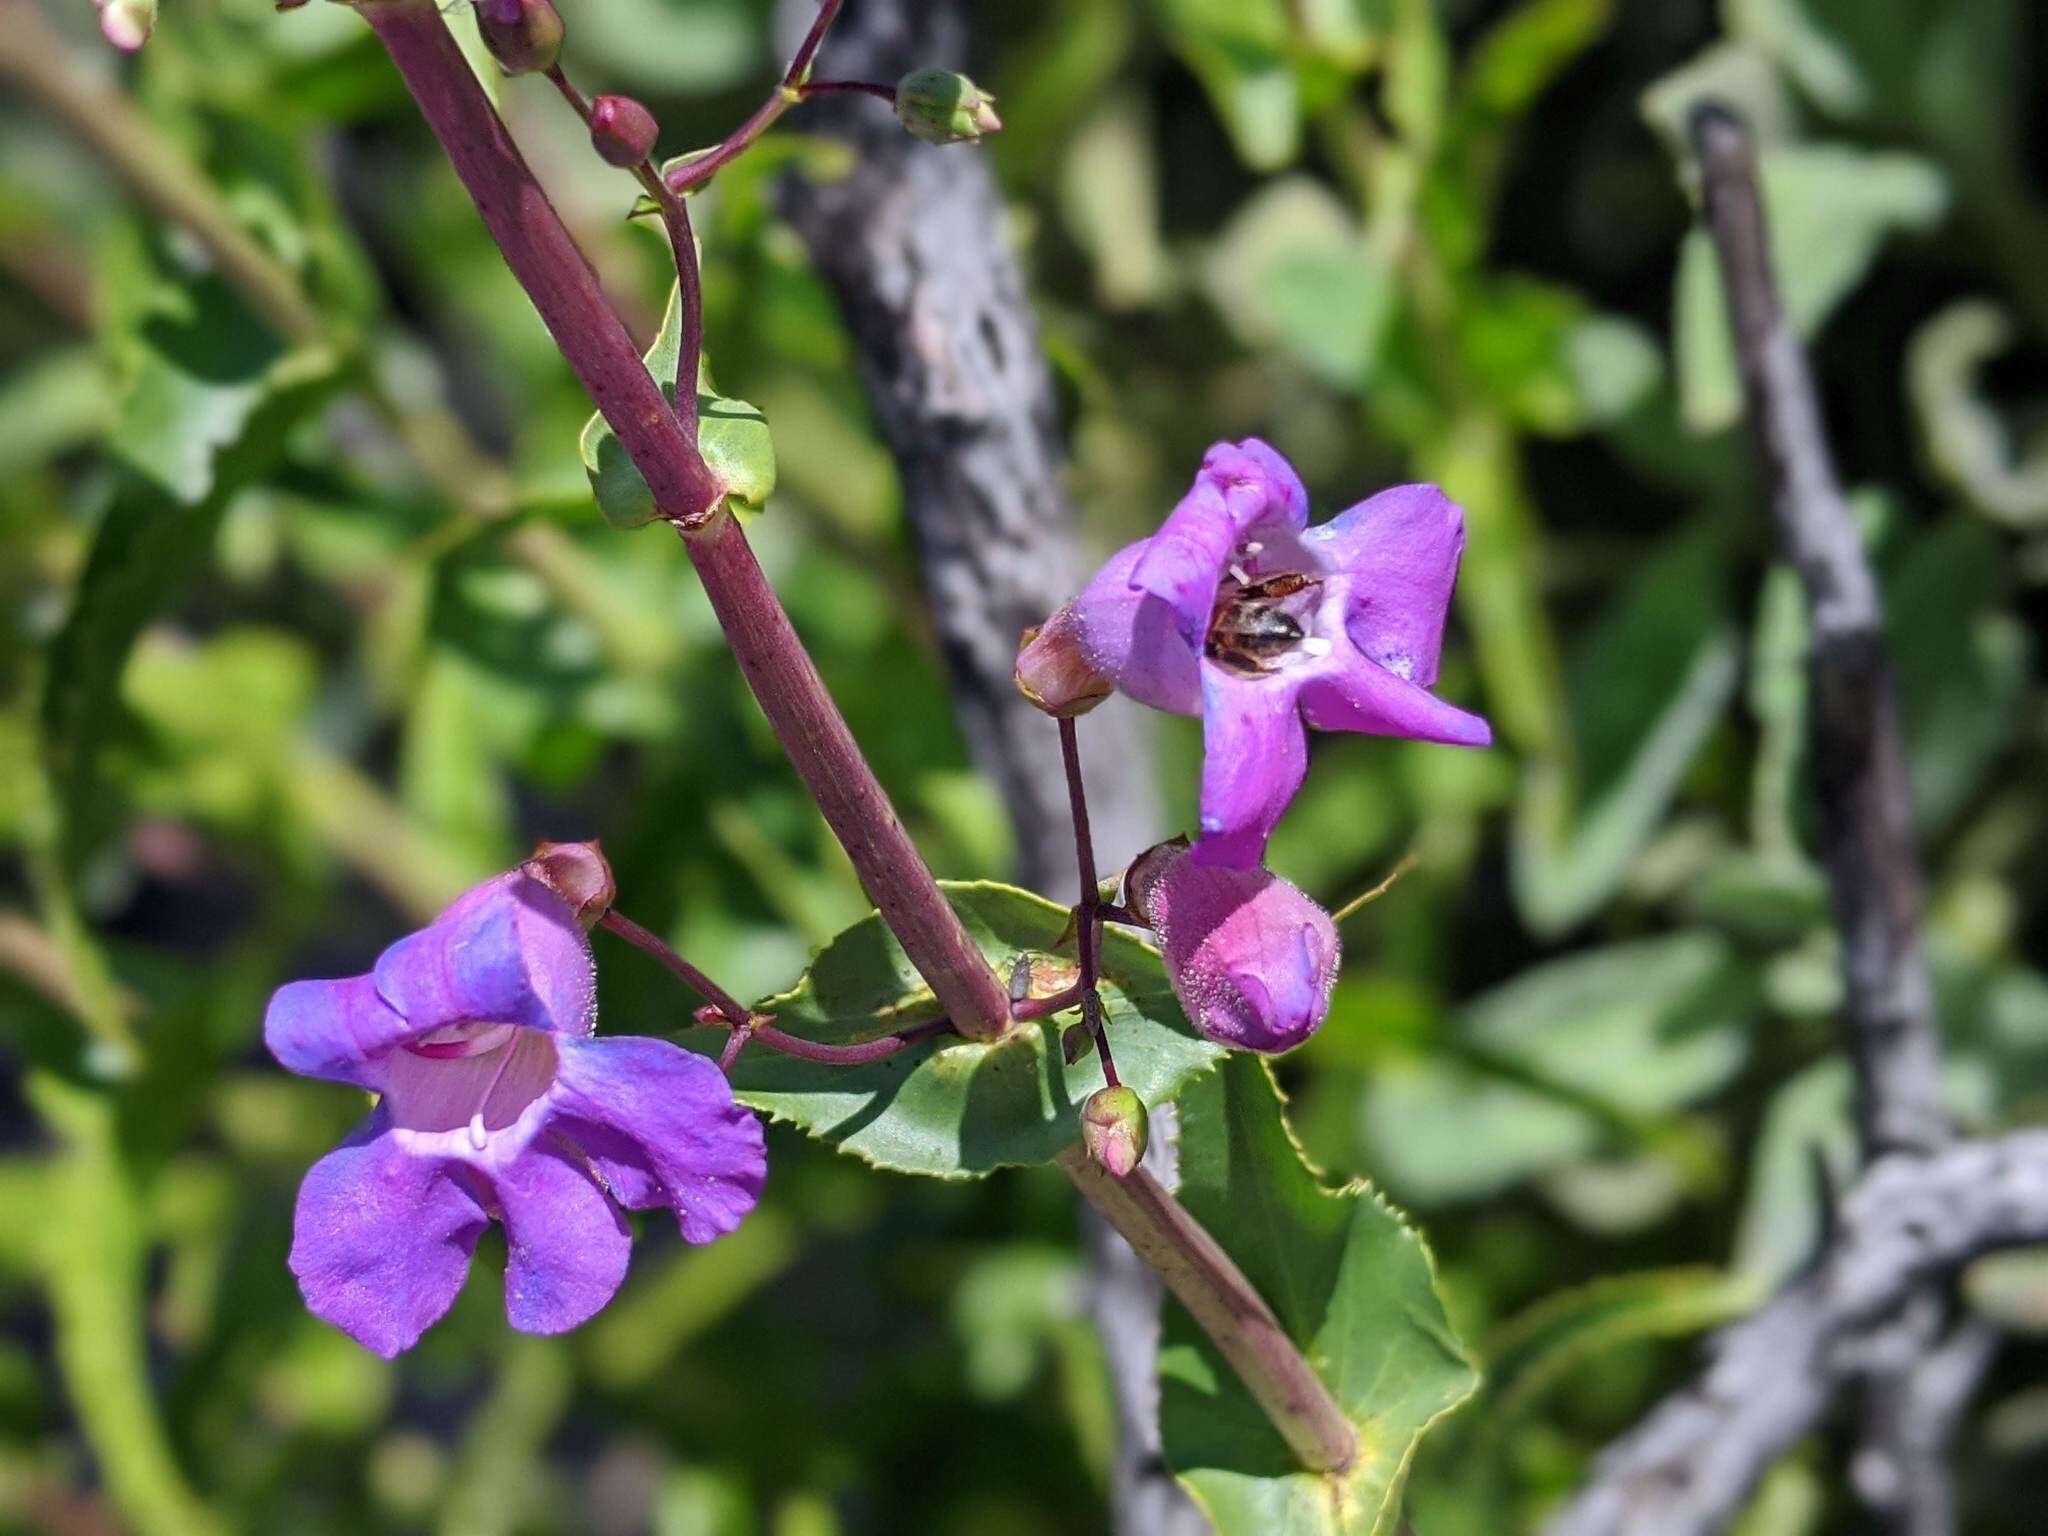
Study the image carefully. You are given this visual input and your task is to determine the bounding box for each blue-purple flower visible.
[1024,439,1490,867]
[1126,839,1340,1054]
[266,850,765,1357]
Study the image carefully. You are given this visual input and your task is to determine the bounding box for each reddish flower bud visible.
[97,0,155,51]
[1015,605,1112,718]
[1081,1085,1149,1178]
[589,95,660,168]
[1125,839,1340,1054]
[521,840,616,931]
[476,0,564,76]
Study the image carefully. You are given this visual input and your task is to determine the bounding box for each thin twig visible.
[541,64,705,434]
[664,0,855,194]
[1692,104,1946,1160]
[1330,849,1420,925]
[1852,1319,2000,1536]
[1546,1135,2048,1536]
[0,0,321,342]
[1694,102,1959,1531]
[802,79,897,102]
[608,906,958,1066]
[1010,981,1082,1022]
[1554,105,1968,1536]
[1059,716,1118,1085]
[598,908,753,1028]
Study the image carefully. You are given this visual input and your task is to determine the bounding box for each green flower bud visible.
[893,67,1002,146]
[476,0,564,76]
[590,94,660,168]
[1081,1085,1149,1179]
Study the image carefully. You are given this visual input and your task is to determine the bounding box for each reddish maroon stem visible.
[1011,982,1082,1022]
[361,0,721,520]
[696,1007,955,1066]
[1058,717,1118,1087]
[600,908,753,1027]
[785,0,845,81]
[609,905,957,1068]
[802,80,897,102]
[683,515,1012,1037]
[748,1016,949,1065]
[541,62,703,430]
[359,0,1011,1040]
[663,0,865,196]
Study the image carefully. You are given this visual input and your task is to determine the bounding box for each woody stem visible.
[357,0,1011,1039]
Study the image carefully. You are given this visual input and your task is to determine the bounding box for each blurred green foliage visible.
[2,0,2047,1531]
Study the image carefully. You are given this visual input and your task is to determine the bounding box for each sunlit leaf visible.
[1907,301,2048,529]
[1160,1056,1478,1535]
[1364,932,1749,1208]
[579,280,775,529]
[1483,1265,1758,1425]
[1152,0,1302,169]
[702,882,1226,1178]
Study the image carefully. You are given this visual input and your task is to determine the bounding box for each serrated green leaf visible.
[704,882,1225,1178]
[1160,1057,1477,1535]
[578,281,774,529]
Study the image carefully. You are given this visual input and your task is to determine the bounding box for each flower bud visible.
[97,0,156,51]
[1081,1085,1148,1179]
[1125,840,1339,1054]
[893,67,1002,146]
[522,840,615,931]
[1016,605,1112,718]
[475,0,563,76]
[590,95,660,168]
[1061,1022,1093,1066]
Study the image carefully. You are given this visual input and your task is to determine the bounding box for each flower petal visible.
[373,872,595,1038]
[1129,439,1310,647]
[493,1142,631,1336]
[1296,651,1491,747]
[1211,438,1309,526]
[550,1036,766,1245]
[265,974,412,1089]
[1069,540,1202,716]
[1302,484,1465,686]
[289,1112,487,1358]
[1127,845,1339,1053]
[1194,666,1309,869]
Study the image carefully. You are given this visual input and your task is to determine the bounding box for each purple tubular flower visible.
[1127,840,1340,1054]
[1067,439,1490,867]
[266,862,765,1358]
